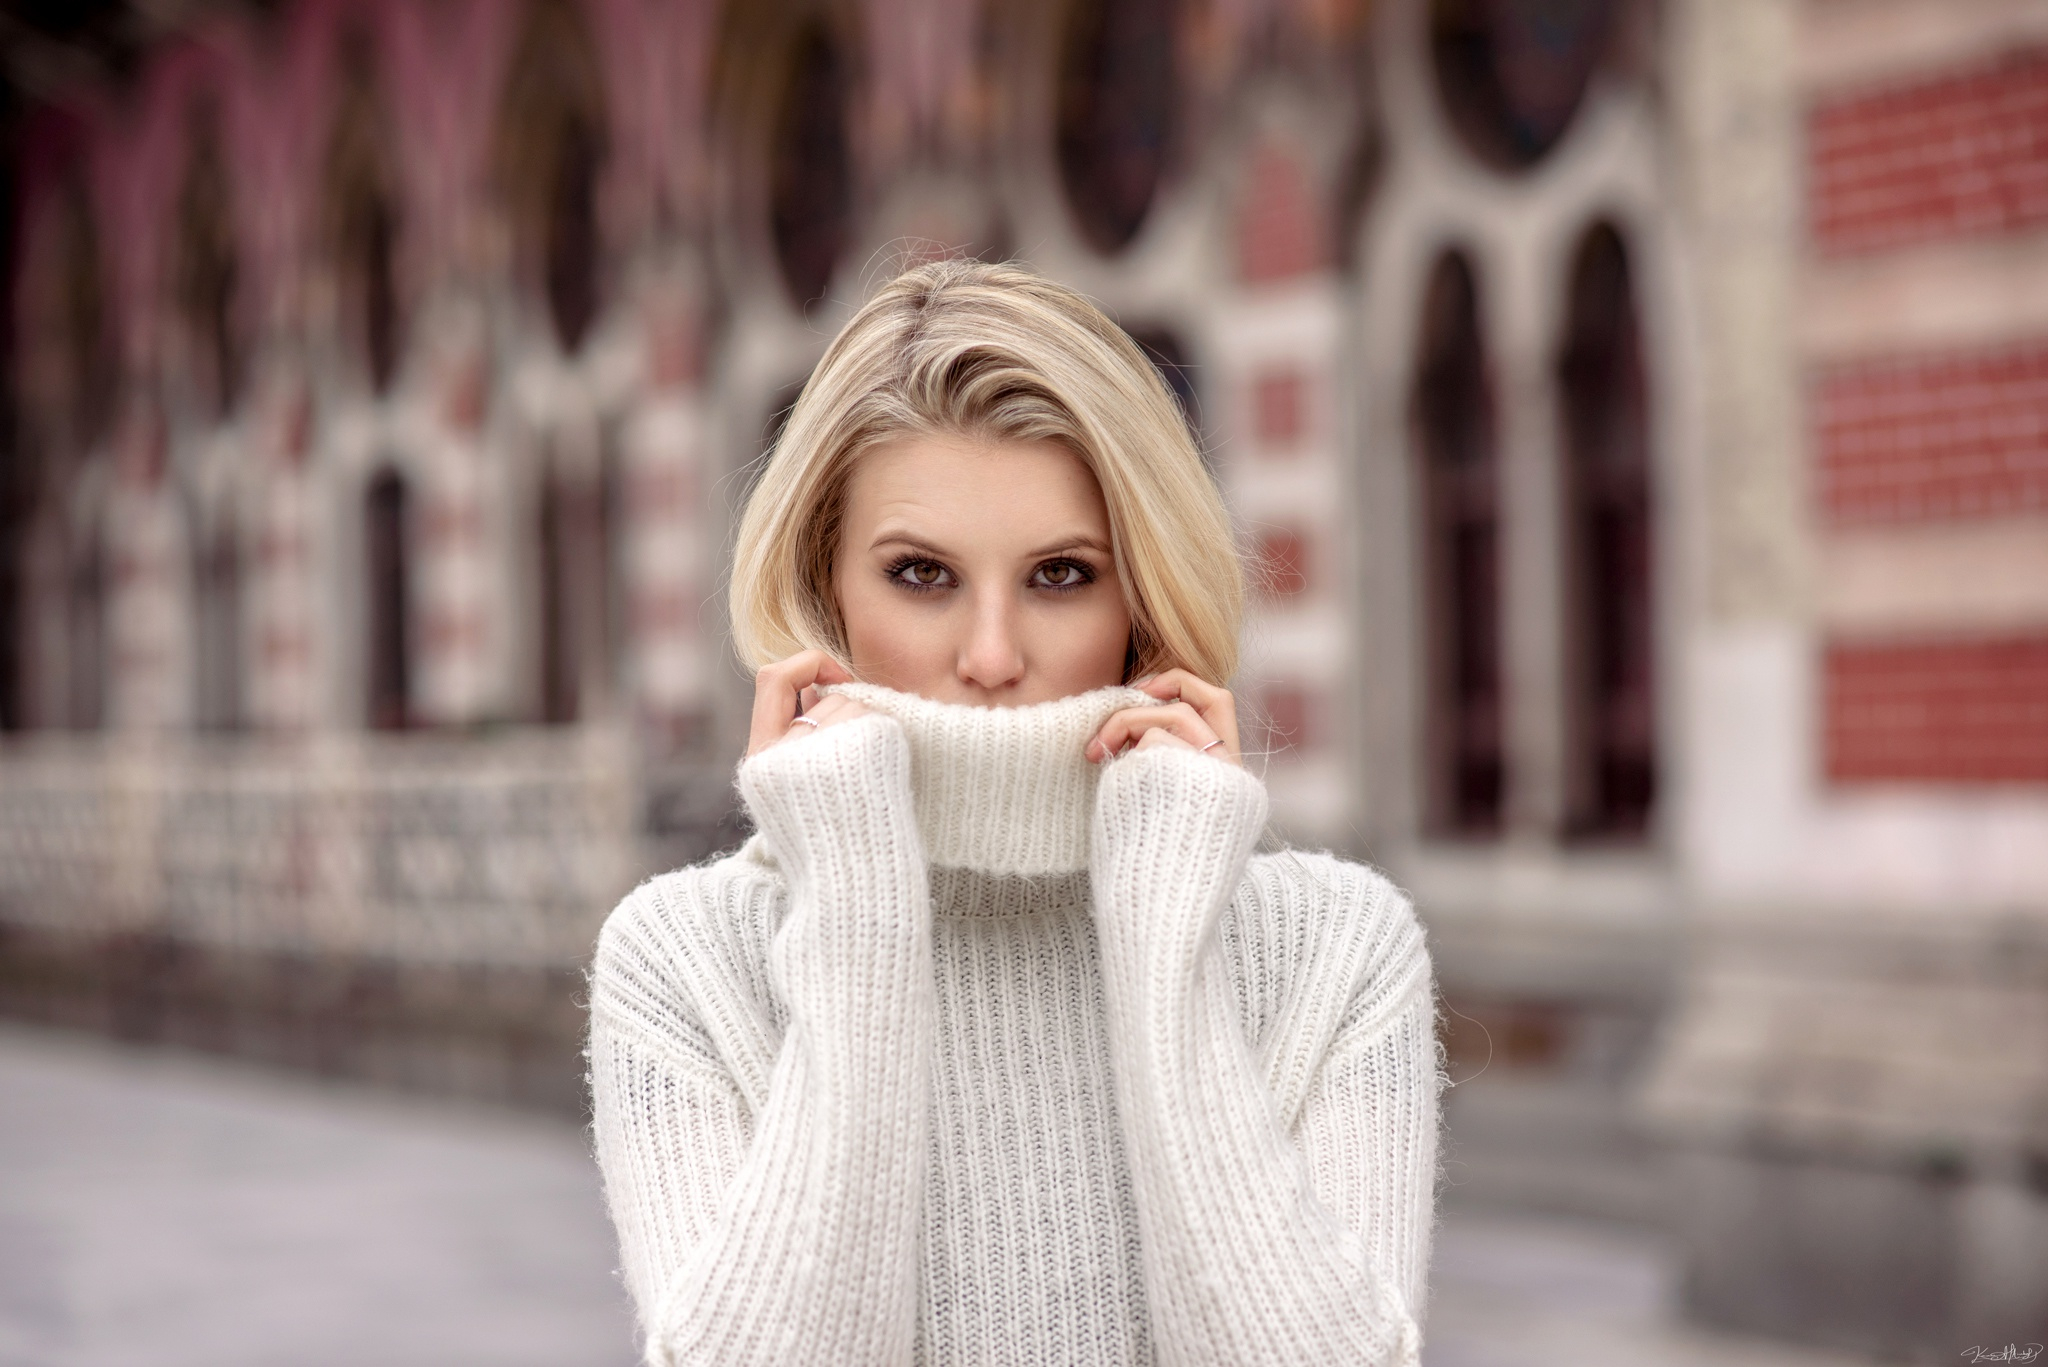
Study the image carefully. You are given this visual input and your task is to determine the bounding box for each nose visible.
[957,586,1025,692]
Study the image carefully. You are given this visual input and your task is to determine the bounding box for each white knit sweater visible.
[587,682,1445,1367]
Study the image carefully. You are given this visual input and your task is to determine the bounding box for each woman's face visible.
[832,433,1134,706]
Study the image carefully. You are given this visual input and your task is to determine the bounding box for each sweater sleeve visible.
[1088,745,1439,1367]
[587,712,934,1366]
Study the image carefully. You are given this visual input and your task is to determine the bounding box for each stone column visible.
[618,259,716,754]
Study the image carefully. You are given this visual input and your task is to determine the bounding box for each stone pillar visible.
[412,327,497,727]
[618,263,716,754]
[104,406,188,733]
[249,380,319,730]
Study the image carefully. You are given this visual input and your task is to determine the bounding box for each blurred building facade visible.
[0,0,2043,1357]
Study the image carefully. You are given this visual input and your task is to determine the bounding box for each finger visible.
[1087,702,1214,761]
[799,666,860,717]
[796,694,862,725]
[771,693,867,747]
[1134,668,1239,757]
[749,650,852,755]
[1135,668,1227,717]
[1098,704,1211,758]
[748,659,809,756]
[1132,726,1196,753]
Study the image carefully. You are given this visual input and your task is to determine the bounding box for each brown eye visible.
[890,558,955,591]
[1032,560,1093,591]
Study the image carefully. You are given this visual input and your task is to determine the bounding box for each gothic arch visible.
[1557,219,1654,838]
[533,429,620,724]
[66,495,108,731]
[767,17,854,314]
[190,492,243,732]
[493,0,611,354]
[11,175,115,731]
[173,99,245,422]
[323,29,406,393]
[1428,0,1621,172]
[1412,247,1503,837]
[705,1,863,319]
[39,175,116,455]
[363,466,411,730]
[1054,0,1180,254]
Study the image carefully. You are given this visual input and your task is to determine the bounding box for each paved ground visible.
[1422,1210,1889,1367]
[0,1022,1886,1367]
[0,1025,637,1367]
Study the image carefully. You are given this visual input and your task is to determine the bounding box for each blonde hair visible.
[729,259,1245,685]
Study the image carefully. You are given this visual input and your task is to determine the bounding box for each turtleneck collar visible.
[815,680,1155,876]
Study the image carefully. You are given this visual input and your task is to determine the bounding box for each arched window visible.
[0,536,19,732]
[1056,0,1178,254]
[326,31,405,392]
[68,517,105,730]
[364,468,410,730]
[769,22,853,314]
[193,508,242,731]
[57,178,115,450]
[545,117,603,351]
[1332,119,1387,275]
[1429,0,1619,171]
[1558,222,1653,838]
[494,0,609,353]
[9,506,68,731]
[9,184,110,731]
[536,442,618,724]
[175,102,244,420]
[1414,250,1503,836]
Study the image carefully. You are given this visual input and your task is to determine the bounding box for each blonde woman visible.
[587,259,1445,1366]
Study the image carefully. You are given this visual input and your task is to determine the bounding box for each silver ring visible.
[1200,738,1222,753]
[792,714,820,729]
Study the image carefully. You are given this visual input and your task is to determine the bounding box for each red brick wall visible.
[1252,366,1308,450]
[1237,145,1325,284]
[1825,633,2048,783]
[1815,341,2048,524]
[1809,47,2048,256]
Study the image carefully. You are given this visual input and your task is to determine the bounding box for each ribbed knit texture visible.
[587,683,1445,1367]
[817,680,1156,875]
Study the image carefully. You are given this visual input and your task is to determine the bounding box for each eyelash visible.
[885,556,952,595]
[883,555,1097,596]
[1032,559,1097,592]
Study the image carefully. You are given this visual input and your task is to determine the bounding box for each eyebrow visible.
[869,532,1113,559]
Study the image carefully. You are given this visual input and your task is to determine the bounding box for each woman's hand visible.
[747,649,872,757]
[1086,669,1242,767]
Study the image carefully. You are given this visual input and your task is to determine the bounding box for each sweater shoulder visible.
[590,836,790,1074]
[1238,847,1429,969]
[1221,848,1434,1051]
[597,835,786,964]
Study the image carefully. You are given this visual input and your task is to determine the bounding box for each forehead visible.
[845,434,1110,534]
